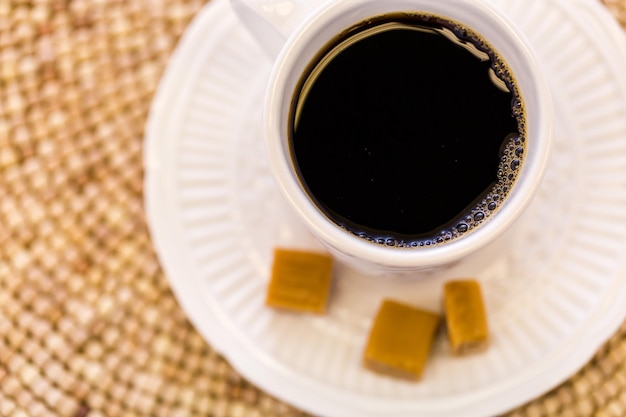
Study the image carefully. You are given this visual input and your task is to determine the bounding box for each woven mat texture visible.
[0,1,625,416]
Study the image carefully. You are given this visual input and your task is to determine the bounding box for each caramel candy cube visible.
[363,299,440,381]
[265,248,333,314]
[443,280,489,355]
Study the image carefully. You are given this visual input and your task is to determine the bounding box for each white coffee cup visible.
[231,0,552,274]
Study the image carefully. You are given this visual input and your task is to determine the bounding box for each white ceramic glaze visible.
[232,0,553,273]
[144,0,626,415]
[230,0,325,58]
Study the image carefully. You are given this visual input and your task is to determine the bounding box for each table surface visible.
[0,1,625,416]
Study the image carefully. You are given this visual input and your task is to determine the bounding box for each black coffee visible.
[290,13,526,247]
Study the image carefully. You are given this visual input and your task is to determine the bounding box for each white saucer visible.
[144,0,626,415]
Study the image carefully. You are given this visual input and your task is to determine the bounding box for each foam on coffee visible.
[289,13,527,248]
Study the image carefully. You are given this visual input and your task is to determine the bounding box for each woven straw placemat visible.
[0,1,625,416]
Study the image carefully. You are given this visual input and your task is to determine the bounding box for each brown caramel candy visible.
[443,280,489,354]
[265,248,333,314]
[363,299,440,381]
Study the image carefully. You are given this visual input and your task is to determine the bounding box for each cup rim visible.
[264,0,552,269]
